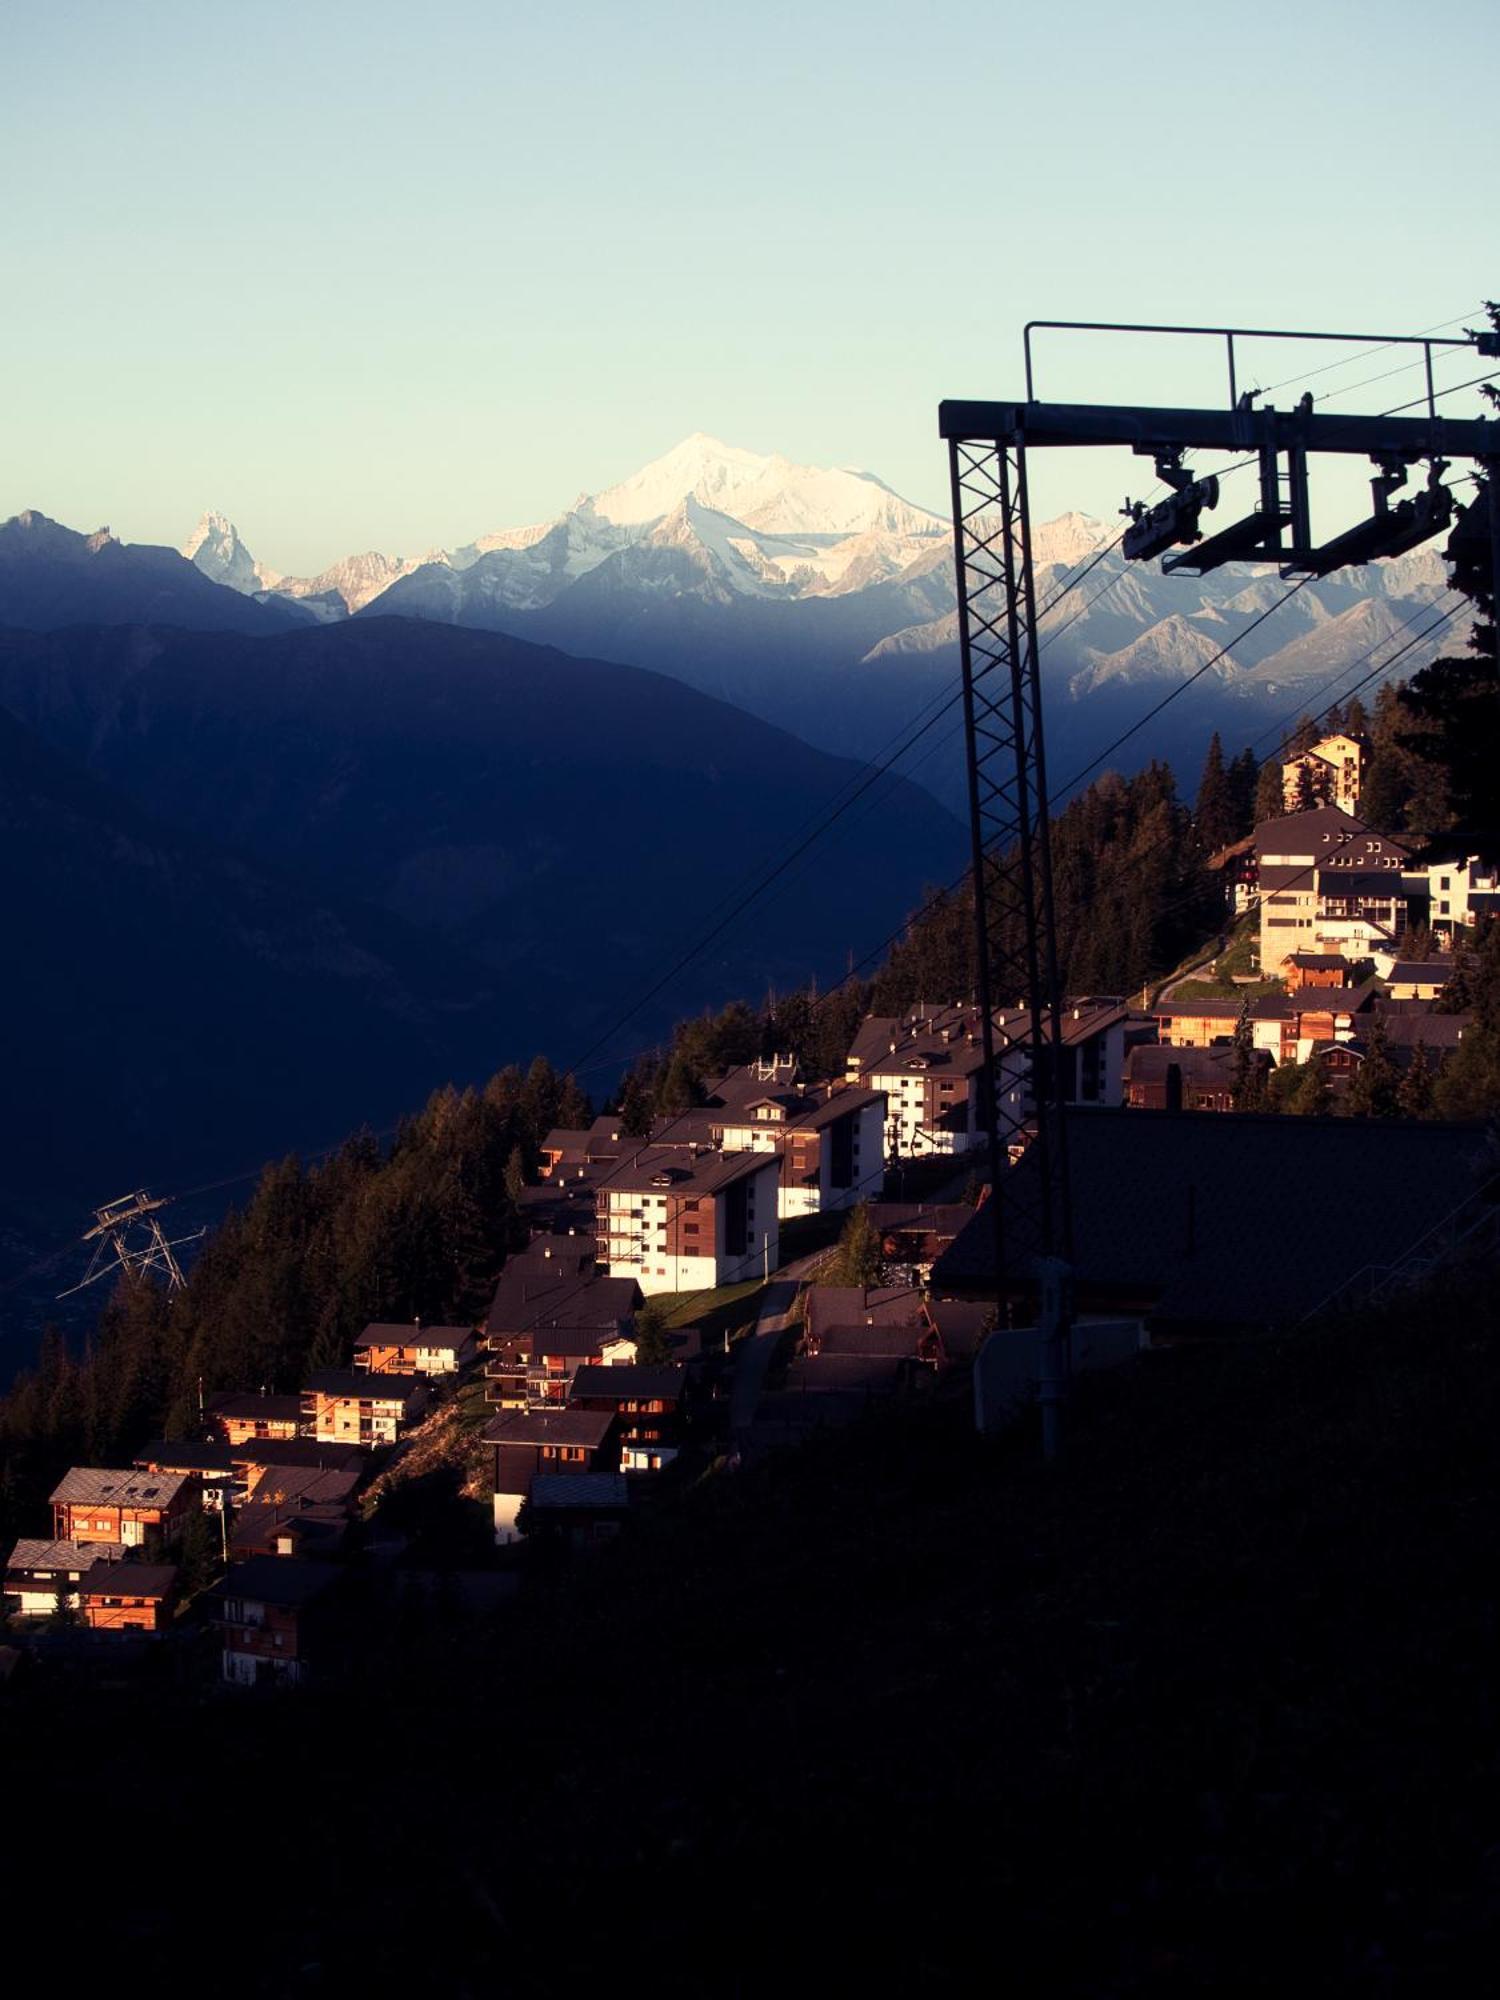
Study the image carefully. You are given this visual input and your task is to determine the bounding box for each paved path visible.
[1152,934,1226,1010]
[728,1249,833,1435]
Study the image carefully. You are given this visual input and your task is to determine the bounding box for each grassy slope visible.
[3,1267,1496,1993]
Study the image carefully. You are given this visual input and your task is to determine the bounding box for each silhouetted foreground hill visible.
[4,1268,1495,1991]
[0,510,306,633]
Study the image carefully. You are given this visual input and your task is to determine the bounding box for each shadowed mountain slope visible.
[0,510,307,635]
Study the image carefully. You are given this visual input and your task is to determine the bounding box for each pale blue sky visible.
[3,0,1495,573]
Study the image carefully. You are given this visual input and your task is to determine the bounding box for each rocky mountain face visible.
[183,438,1466,806]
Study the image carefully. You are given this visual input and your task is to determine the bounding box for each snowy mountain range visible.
[179,433,1468,805]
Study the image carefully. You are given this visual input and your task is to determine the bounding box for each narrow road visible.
[1151,933,1226,1010]
[729,1248,834,1435]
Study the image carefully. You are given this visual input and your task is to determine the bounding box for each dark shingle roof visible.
[81,1562,177,1599]
[931,1108,1495,1330]
[221,1558,344,1608]
[568,1365,686,1404]
[482,1408,617,1450]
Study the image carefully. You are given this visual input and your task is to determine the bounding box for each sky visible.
[3,0,1496,575]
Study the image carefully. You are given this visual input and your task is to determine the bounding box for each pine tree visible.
[1229,1000,1264,1111]
[1227,749,1260,839]
[830,1202,882,1288]
[1194,733,1236,853]
[1289,1061,1332,1117]
[632,1298,675,1366]
[1254,756,1286,827]
[1346,1016,1401,1119]
[1397,1039,1435,1119]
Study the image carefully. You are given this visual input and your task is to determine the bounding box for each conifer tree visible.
[1194,733,1236,853]
[1397,1039,1435,1119]
[1254,755,1286,826]
[1289,1060,1332,1117]
[1229,1000,1265,1111]
[830,1202,882,1289]
[1346,1016,1401,1119]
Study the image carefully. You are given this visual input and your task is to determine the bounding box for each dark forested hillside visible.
[0,1059,584,1540]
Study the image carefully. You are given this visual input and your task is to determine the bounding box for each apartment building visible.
[597,1145,781,1297]
[1256,808,1410,974]
[647,1062,887,1218]
[1281,731,1368,815]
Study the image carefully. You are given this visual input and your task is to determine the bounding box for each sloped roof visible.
[50,1468,190,1510]
[569,1364,686,1404]
[931,1108,1495,1329]
[81,1562,177,1599]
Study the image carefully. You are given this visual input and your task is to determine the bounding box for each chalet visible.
[79,1562,178,1635]
[352,1321,476,1376]
[218,1558,345,1688]
[50,1468,196,1549]
[865,1202,975,1280]
[538,1117,631,1176]
[1386,960,1454,1003]
[568,1364,688,1475]
[1309,1012,1470,1096]
[206,1393,306,1446]
[484,1242,641,1407]
[1282,951,1357,995]
[526,1472,630,1547]
[1124,1042,1271,1112]
[134,1441,240,1510]
[482,1408,618,1544]
[596,1145,781,1296]
[653,1062,888,1218]
[803,1284,924,1349]
[797,1284,927,1399]
[1281,731,1368,815]
[231,1461,361,1559]
[3,1539,120,1618]
[302,1371,427,1447]
[1153,995,1243,1048]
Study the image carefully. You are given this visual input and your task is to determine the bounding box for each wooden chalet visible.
[484,1241,641,1408]
[352,1321,476,1377]
[3,1539,121,1618]
[79,1562,178,1634]
[50,1468,196,1549]
[568,1364,688,1475]
[218,1558,345,1688]
[526,1473,630,1548]
[206,1392,306,1446]
[482,1407,618,1544]
[301,1371,427,1447]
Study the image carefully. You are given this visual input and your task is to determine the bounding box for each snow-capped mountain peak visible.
[589,433,945,541]
[182,511,278,594]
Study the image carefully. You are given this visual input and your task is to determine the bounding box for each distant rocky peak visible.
[182,511,274,595]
